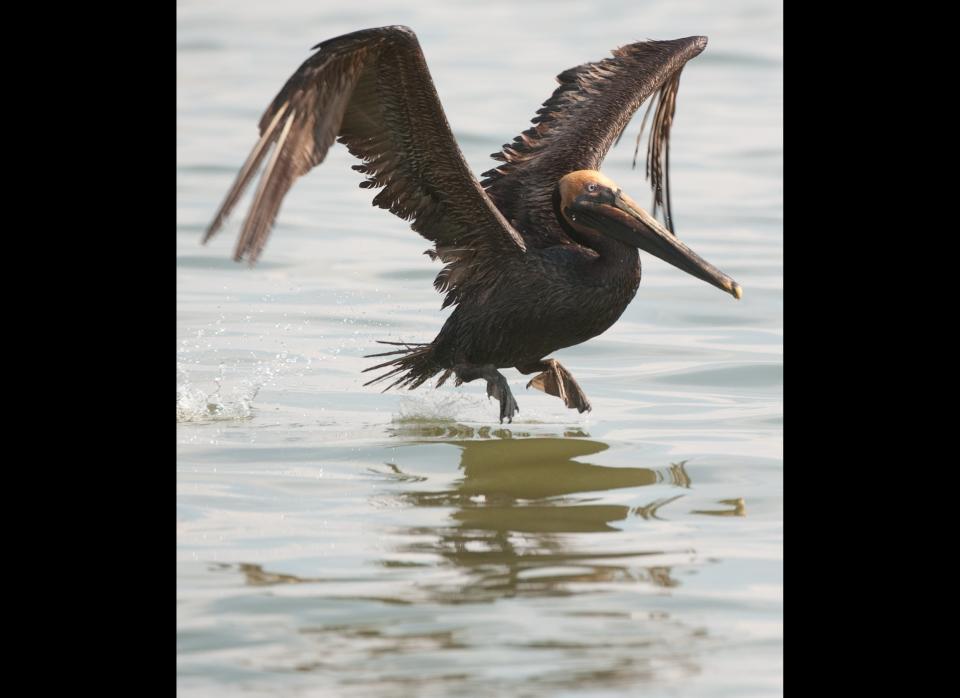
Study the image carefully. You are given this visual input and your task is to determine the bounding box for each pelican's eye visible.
[587,183,598,193]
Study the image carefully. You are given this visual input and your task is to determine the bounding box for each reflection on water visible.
[383,431,694,602]
[211,433,712,690]
[192,432,753,692]
[692,497,747,517]
[634,494,686,520]
[228,435,698,602]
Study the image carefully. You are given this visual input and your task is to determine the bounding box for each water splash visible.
[394,389,587,426]
[176,361,263,423]
[176,340,296,424]
[177,300,308,424]
[394,393,475,424]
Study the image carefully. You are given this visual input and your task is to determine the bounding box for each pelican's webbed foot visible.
[518,359,592,413]
[453,364,519,423]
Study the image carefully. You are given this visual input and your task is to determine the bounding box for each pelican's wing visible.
[205,26,526,307]
[480,36,707,246]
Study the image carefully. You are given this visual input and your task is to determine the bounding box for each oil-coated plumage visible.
[205,26,741,422]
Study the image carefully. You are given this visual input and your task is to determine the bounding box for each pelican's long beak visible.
[574,190,742,300]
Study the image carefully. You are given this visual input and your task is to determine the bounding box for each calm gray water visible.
[177,1,782,695]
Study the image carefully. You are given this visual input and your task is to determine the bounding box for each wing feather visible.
[480,36,706,245]
[205,26,525,308]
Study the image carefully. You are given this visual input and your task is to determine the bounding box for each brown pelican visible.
[204,26,741,422]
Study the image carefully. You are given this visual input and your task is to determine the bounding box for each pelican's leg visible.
[453,364,519,423]
[517,359,592,413]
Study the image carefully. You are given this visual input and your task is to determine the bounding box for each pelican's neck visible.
[553,188,640,279]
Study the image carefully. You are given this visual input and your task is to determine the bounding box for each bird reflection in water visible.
[692,498,746,517]
[380,425,695,602]
[210,430,717,688]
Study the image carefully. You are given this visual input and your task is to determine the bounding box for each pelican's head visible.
[558,170,742,300]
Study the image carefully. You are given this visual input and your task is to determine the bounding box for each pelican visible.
[204,26,741,422]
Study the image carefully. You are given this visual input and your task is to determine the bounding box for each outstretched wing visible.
[480,36,707,247]
[204,26,526,308]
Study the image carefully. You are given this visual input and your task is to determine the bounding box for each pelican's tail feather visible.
[362,341,443,392]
